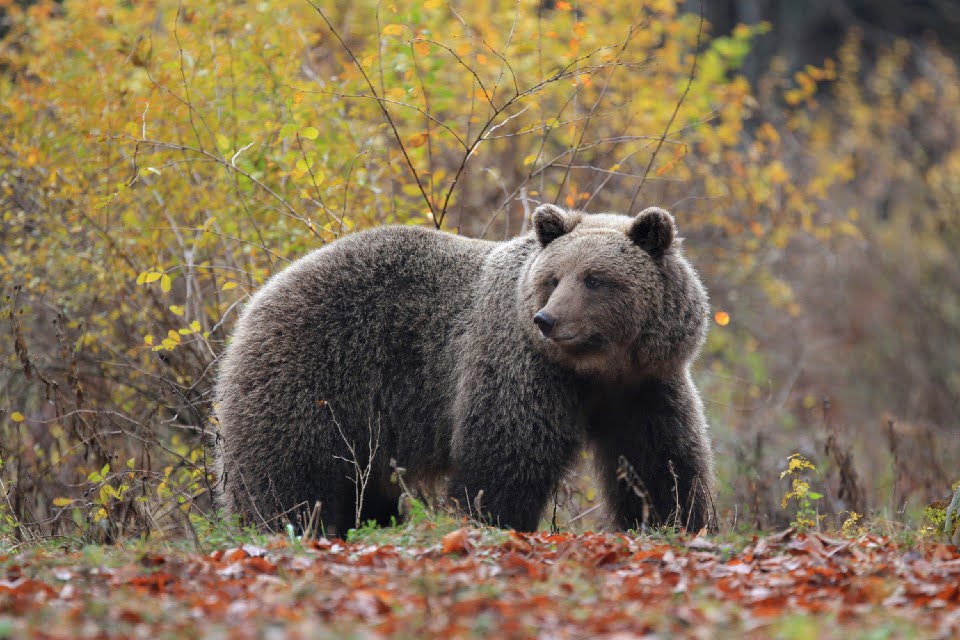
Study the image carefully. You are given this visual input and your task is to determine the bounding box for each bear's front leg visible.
[447,460,561,532]
[448,353,584,531]
[590,373,716,532]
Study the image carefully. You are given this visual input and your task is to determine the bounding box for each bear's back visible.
[214,226,499,491]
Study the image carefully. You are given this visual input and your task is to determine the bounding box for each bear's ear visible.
[533,203,578,246]
[628,207,676,257]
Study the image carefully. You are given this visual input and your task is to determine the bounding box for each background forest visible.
[1,0,958,544]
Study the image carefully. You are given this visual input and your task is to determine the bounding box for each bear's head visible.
[520,204,709,381]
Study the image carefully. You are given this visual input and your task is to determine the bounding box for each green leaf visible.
[300,126,319,140]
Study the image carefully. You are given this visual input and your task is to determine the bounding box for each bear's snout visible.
[533,310,556,336]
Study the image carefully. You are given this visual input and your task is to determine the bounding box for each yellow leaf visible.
[759,122,780,144]
[139,271,162,284]
[300,126,319,140]
[407,131,429,148]
[222,282,238,291]
[190,320,202,332]
[169,305,185,316]
[160,274,172,293]
[385,87,406,102]
[143,334,154,346]
[11,412,25,423]
[216,133,230,150]
[413,39,430,56]
[767,160,789,185]
[166,330,181,343]
[714,311,730,326]
[382,24,405,37]
[178,328,192,335]
[53,497,73,507]
[784,88,804,106]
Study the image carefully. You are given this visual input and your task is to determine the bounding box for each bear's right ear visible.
[533,203,578,246]
[629,207,676,258]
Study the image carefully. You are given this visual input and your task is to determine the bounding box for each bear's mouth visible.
[547,333,606,352]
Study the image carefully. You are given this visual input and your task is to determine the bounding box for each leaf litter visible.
[0,528,957,638]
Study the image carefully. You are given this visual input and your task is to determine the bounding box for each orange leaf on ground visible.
[441,528,472,554]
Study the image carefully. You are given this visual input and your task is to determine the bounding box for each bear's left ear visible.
[533,203,580,246]
[628,207,676,257]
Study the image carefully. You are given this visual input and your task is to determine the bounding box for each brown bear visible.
[213,204,715,535]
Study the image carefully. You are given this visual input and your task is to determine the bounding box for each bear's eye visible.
[584,275,602,290]
[548,276,560,289]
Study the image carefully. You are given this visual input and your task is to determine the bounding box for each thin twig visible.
[305,0,437,221]
[628,0,703,214]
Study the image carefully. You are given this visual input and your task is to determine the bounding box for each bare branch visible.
[628,0,704,213]
[305,0,437,220]
[290,86,468,150]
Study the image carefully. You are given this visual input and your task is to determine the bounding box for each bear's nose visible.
[533,310,556,336]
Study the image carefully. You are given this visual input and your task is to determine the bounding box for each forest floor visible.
[1,520,958,639]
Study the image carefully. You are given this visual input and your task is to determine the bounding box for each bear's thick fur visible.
[213,204,715,534]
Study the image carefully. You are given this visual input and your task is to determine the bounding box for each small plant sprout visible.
[780,454,823,531]
[840,512,864,538]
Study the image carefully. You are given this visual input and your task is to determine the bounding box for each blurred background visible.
[1,0,957,542]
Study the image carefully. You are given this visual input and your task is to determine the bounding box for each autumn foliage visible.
[0,0,958,548]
